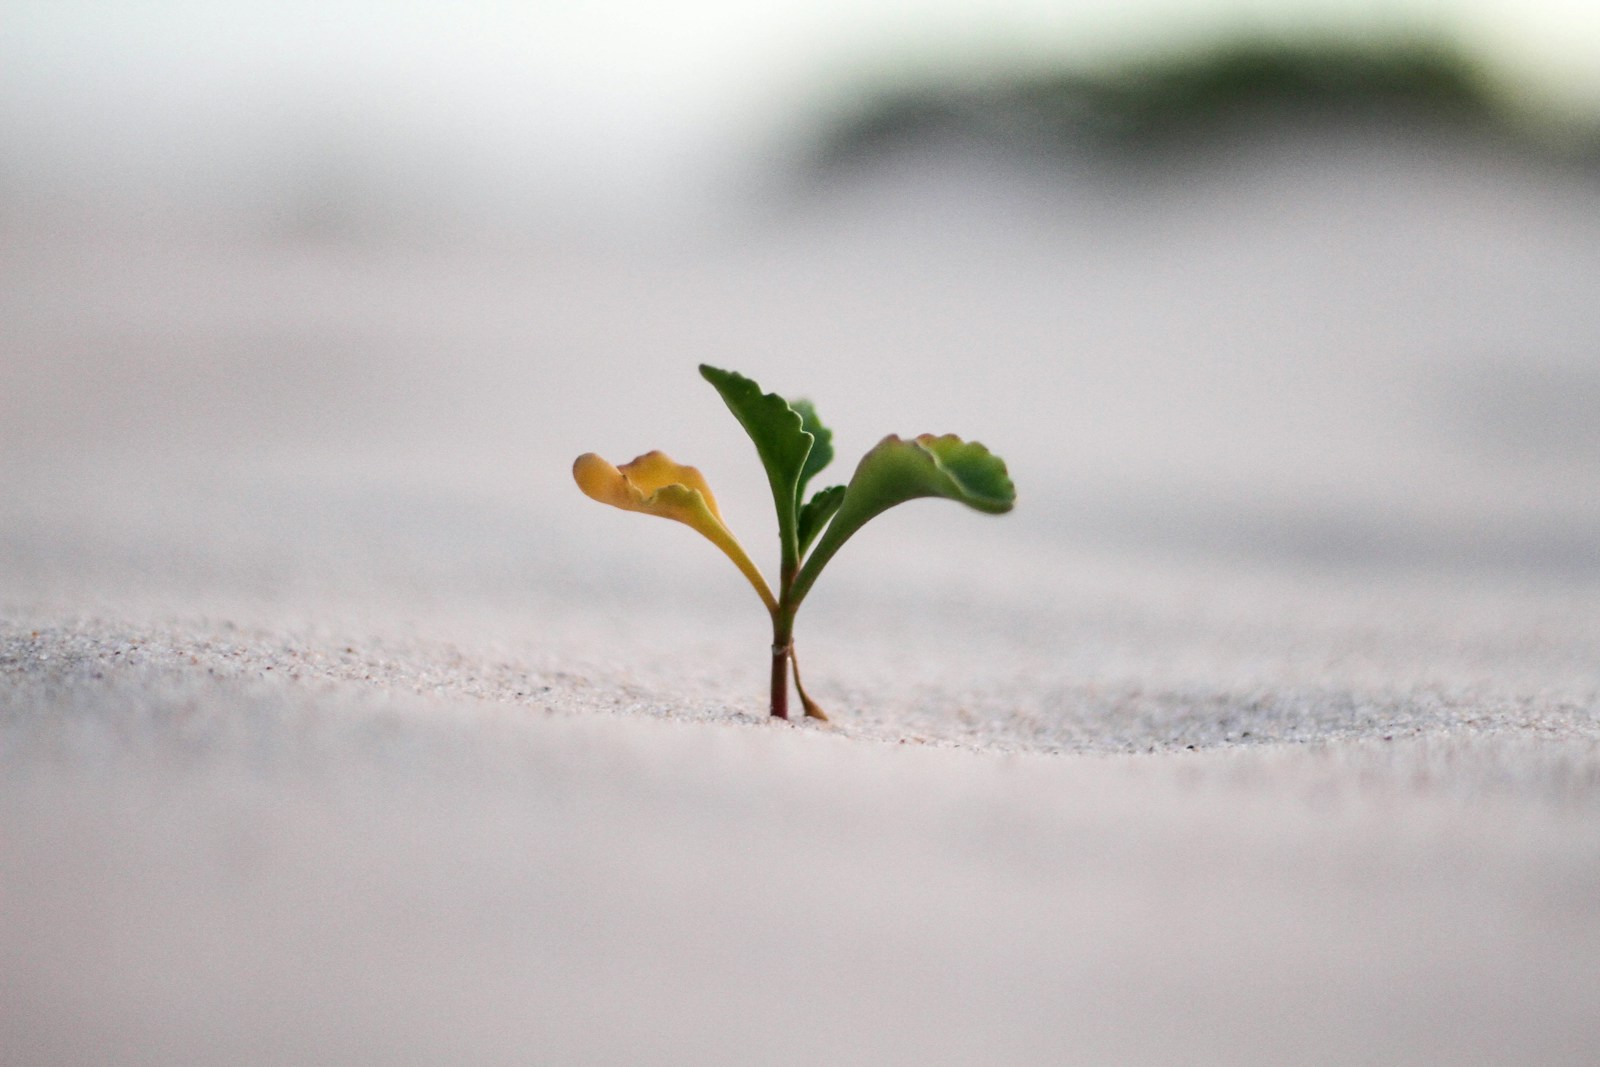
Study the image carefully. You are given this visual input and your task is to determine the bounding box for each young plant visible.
[573,365,1015,720]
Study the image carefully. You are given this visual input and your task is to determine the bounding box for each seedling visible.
[574,365,1015,720]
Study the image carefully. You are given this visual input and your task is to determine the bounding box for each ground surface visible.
[4,132,1600,1065]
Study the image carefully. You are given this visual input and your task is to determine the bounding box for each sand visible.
[4,134,1600,1065]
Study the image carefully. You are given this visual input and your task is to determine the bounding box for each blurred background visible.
[5,0,1600,242]
[3,0,1600,610]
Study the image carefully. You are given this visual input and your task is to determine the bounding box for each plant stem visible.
[769,556,799,720]
[769,636,790,720]
[770,583,794,719]
[790,647,827,720]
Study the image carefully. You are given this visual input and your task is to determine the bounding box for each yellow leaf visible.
[573,451,776,613]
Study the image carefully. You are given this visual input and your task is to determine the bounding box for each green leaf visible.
[913,435,1016,514]
[789,433,1014,608]
[791,398,834,499]
[699,364,814,570]
[796,484,845,557]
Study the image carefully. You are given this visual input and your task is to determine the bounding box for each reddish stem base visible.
[769,643,791,720]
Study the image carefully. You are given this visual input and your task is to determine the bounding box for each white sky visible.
[12,1,1581,103]
[5,1,1600,230]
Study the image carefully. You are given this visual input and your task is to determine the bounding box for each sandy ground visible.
[4,133,1600,1065]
